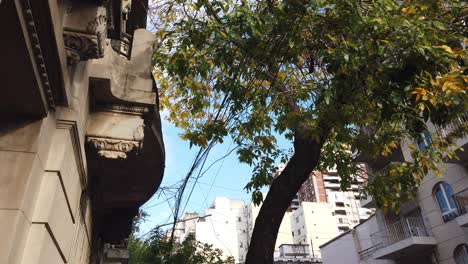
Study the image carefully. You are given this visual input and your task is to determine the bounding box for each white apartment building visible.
[321,116,468,264]
[195,197,249,263]
[320,166,373,233]
[291,202,339,260]
[173,211,200,244]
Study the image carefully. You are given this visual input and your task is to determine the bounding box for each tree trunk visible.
[245,131,325,264]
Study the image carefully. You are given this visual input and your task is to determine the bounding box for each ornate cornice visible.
[19,0,55,109]
[87,136,142,159]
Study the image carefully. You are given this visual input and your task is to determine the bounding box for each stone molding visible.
[19,0,55,109]
[64,6,107,64]
[56,120,88,188]
[87,136,141,159]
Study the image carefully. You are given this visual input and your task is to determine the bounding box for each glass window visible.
[418,131,432,152]
[454,244,468,264]
[434,182,458,222]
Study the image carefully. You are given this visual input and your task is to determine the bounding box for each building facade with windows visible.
[279,164,373,232]
[320,116,468,264]
[290,202,338,261]
[0,1,165,263]
[195,198,249,263]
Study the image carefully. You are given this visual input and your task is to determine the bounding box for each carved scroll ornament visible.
[87,137,140,159]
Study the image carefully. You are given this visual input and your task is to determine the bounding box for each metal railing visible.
[111,32,133,60]
[437,112,468,139]
[454,187,468,216]
[279,244,310,257]
[370,216,431,248]
[359,243,382,259]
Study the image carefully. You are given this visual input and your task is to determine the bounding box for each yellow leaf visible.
[434,45,454,54]
[411,88,427,96]
[418,103,425,111]
[371,18,384,24]
[402,6,417,15]
[411,88,426,101]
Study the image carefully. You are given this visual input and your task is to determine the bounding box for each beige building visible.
[245,200,294,260]
[0,1,165,264]
[320,116,468,264]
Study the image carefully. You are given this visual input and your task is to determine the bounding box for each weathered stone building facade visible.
[0,1,165,263]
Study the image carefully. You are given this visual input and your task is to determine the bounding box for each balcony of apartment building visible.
[336,217,349,228]
[452,187,468,227]
[81,0,165,248]
[437,113,468,164]
[333,201,347,212]
[323,175,341,181]
[359,208,373,221]
[370,216,436,260]
[324,181,341,190]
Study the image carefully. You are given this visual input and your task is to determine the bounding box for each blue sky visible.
[139,117,284,235]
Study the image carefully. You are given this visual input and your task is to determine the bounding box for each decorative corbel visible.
[63,4,107,64]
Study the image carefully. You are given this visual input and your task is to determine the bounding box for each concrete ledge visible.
[374,236,437,260]
[456,213,468,227]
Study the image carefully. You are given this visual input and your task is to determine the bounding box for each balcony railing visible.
[111,32,133,60]
[437,112,468,139]
[370,216,431,248]
[454,188,468,217]
[278,244,310,257]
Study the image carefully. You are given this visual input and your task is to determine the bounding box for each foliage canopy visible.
[152,0,467,209]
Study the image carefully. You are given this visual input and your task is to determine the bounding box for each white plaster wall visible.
[321,232,359,264]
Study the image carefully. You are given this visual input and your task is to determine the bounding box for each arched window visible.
[434,182,458,222]
[454,244,468,264]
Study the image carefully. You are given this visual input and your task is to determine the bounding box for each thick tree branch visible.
[245,124,329,263]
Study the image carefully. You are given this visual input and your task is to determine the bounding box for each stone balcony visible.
[85,28,165,243]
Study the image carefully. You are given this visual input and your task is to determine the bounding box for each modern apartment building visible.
[0,1,165,263]
[320,116,468,264]
[276,164,373,232]
[290,202,338,260]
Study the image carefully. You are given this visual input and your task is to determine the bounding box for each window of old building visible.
[434,182,458,222]
[417,130,433,152]
[454,244,468,264]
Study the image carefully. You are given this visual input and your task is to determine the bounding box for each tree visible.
[128,211,235,264]
[151,0,467,263]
